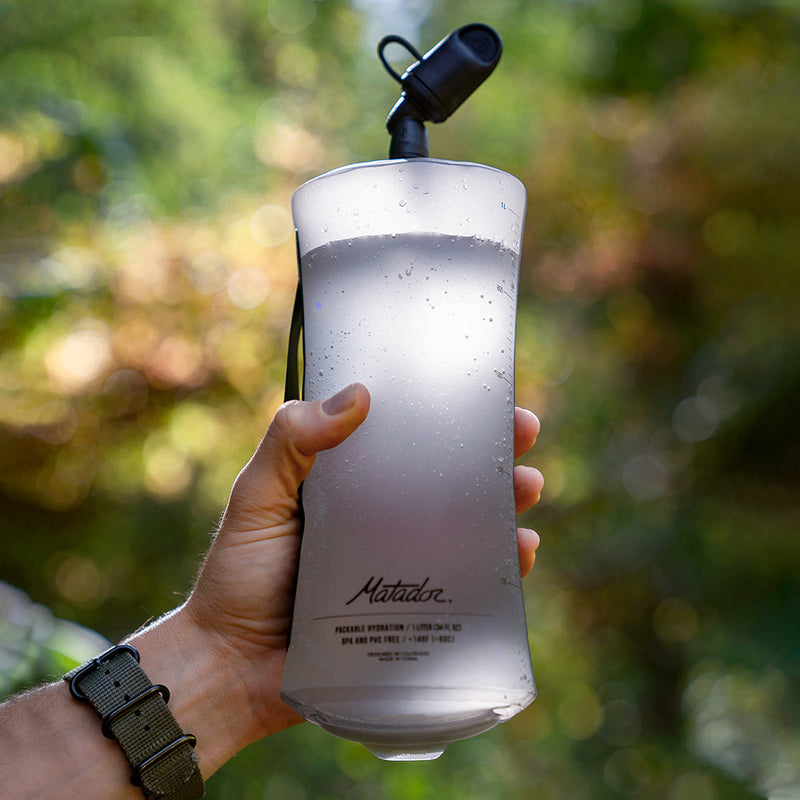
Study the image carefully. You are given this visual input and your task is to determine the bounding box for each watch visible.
[65,644,204,799]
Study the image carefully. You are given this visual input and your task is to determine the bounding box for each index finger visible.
[514,407,540,460]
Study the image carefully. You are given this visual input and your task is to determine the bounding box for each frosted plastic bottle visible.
[280,158,534,760]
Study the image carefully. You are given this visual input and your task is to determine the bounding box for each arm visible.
[0,384,543,799]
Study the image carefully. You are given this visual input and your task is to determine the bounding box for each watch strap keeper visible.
[65,644,204,800]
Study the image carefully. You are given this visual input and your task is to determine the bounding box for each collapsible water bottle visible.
[280,24,535,760]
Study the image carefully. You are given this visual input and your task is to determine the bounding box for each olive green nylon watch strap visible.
[64,645,204,800]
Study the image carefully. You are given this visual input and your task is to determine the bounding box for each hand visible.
[0,382,544,796]
[183,383,543,746]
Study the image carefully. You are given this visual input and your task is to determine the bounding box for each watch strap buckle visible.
[67,643,140,702]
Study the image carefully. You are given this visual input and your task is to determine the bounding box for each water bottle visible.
[280,24,535,761]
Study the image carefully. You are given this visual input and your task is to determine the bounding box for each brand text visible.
[345,577,451,606]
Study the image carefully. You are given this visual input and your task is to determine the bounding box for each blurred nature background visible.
[1,0,799,797]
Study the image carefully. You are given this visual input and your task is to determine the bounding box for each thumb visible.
[224,383,371,530]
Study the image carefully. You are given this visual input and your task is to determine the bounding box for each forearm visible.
[0,606,265,799]
[0,678,132,800]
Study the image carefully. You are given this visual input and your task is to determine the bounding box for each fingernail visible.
[322,384,356,416]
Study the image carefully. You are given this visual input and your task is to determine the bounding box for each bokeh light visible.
[44,326,113,394]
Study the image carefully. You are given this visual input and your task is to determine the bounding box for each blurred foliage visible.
[1,0,799,797]
[0,580,111,696]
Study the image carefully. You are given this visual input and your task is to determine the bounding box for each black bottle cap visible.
[379,24,503,159]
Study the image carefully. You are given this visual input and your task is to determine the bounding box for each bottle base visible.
[281,685,535,761]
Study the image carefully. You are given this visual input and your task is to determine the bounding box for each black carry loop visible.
[284,232,304,403]
[283,234,305,650]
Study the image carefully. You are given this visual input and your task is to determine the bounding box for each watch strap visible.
[65,644,204,800]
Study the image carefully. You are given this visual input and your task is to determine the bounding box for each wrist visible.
[125,604,265,779]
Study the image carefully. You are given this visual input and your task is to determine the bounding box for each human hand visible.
[0,383,543,796]
[182,383,543,748]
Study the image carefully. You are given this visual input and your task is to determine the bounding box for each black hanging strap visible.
[284,233,304,403]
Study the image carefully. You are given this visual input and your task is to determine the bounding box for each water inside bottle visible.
[281,233,534,760]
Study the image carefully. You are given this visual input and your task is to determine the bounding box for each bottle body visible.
[281,160,534,760]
